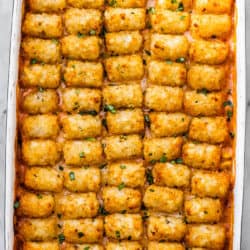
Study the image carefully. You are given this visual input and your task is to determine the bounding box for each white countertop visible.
[0,0,249,249]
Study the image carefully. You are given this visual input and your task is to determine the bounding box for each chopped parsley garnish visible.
[79,152,85,158]
[37,194,43,199]
[118,182,125,190]
[180,15,186,20]
[69,171,75,181]
[79,110,98,116]
[104,104,116,113]
[120,165,127,169]
[99,163,107,169]
[86,137,96,142]
[115,230,120,238]
[52,38,59,44]
[197,88,208,95]
[58,233,65,244]
[175,158,183,164]
[120,135,127,141]
[227,110,233,121]
[145,50,151,56]
[223,100,233,107]
[160,155,167,163]
[150,159,157,164]
[177,2,184,11]
[77,32,85,38]
[99,206,109,215]
[84,247,90,250]
[149,188,155,192]
[30,58,37,64]
[109,0,117,6]
[171,0,177,3]
[78,232,84,238]
[176,57,185,63]
[166,60,173,65]
[144,114,150,126]
[147,7,156,14]
[38,86,44,92]
[59,165,64,171]
[14,201,19,209]
[89,29,96,35]
[146,169,154,184]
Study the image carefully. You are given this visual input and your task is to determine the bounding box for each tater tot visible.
[152,162,191,188]
[104,214,143,240]
[64,167,101,192]
[102,186,141,213]
[189,117,228,144]
[182,143,221,170]
[147,216,186,241]
[106,242,142,250]
[148,242,185,250]
[150,10,190,34]
[20,62,61,88]
[63,140,103,165]
[184,91,224,116]
[191,171,230,198]
[22,90,59,115]
[143,185,183,213]
[61,114,102,139]
[191,14,231,39]
[21,38,61,64]
[63,218,103,243]
[148,61,186,86]
[23,241,59,250]
[67,0,104,8]
[22,140,60,166]
[103,161,145,188]
[103,135,142,161]
[185,224,226,248]
[16,191,54,218]
[149,112,191,137]
[22,115,59,139]
[22,13,62,38]
[187,64,226,91]
[155,0,192,10]
[189,40,229,65]
[61,35,100,60]
[144,137,183,162]
[104,8,146,32]
[64,244,103,250]
[194,0,233,14]
[105,31,143,55]
[103,85,143,108]
[61,88,101,113]
[106,109,144,135]
[18,218,57,241]
[64,60,103,88]
[105,55,144,82]
[28,0,66,12]
[150,34,189,61]
[185,198,222,223]
[55,193,99,219]
[24,167,63,192]
[64,8,102,35]
[145,86,183,112]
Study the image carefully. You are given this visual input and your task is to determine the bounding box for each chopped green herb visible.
[99,206,109,215]
[115,230,120,238]
[118,182,125,190]
[89,29,96,35]
[38,86,44,92]
[120,135,127,141]
[59,165,64,171]
[142,211,149,220]
[77,32,85,38]
[58,233,65,244]
[30,58,37,64]
[149,188,155,192]
[144,114,150,126]
[52,38,58,44]
[150,159,157,164]
[147,7,156,14]
[84,247,90,250]
[14,201,19,209]
[175,158,183,164]
[86,137,96,142]
[171,0,177,3]
[109,0,117,6]
[180,15,186,20]
[37,194,43,199]
[223,100,233,107]
[79,152,85,158]
[78,232,84,238]
[120,165,127,169]
[197,88,208,95]
[69,171,75,181]
[177,2,184,11]
[227,110,233,121]
[146,169,154,184]
[176,57,185,63]
[99,163,107,169]
[160,155,167,163]
[104,104,116,113]
[145,50,151,56]
[166,60,173,65]
[146,21,152,29]
[102,118,108,130]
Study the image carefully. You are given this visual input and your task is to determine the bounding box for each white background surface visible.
[0,0,249,249]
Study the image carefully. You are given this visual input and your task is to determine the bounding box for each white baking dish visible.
[5,0,246,249]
